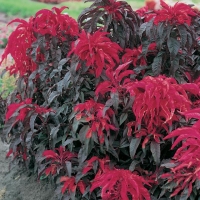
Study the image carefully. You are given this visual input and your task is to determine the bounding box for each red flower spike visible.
[77,181,86,194]
[6,149,13,158]
[82,156,99,174]
[125,75,192,145]
[103,0,123,20]
[154,0,197,25]
[179,108,200,120]
[42,146,77,176]
[34,7,78,39]
[44,164,57,176]
[162,109,200,197]
[74,99,117,144]
[90,169,151,200]
[6,145,27,161]
[82,156,110,175]
[5,98,52,123]
[42,146,77,174]
[0,7,78,76]
[52,6,69,15]
[95,62,133,105]
[122,46,147,67]
[60,176,86,195]
[5,98,32,121]
[122,44,157,68]
[136,6,156,22]
[181,83,200,96]
[60,176,77,194]
[68,29,122,77]
[127,121,135,137]
[0,18,36,76]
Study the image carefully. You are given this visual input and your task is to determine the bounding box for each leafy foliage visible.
[1,0,200,199]
[162,109,200,198]
[41,146,77,176]
[69,29,122,77]
[90,168,151,200]
[125,75,193,147]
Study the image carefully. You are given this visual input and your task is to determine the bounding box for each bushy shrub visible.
[1,0,200,199]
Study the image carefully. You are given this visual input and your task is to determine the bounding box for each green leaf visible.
[158,22,165,39]
[150,141,160,165]
[120,138,129,148]
[84,138,93,156]
[62,138,77,147]
[186,32,193,50]
[78,125,90,143]
[103,99,113,116]
[195,179,200,190]
[129,160,140,171]
[180,188,189,200]
[50,125,60,148]
[167,37,180,58]
[107,145,119,160]
[178,25,187,48]
[65,161,72,177]
[58,58,69,71]
[48,91,60,104]
[152,52,163,76]
[139,22,147,38]
[30,113,38,132]
[56,80,64,93]
[161,160,176,168]
[3,117,16,136]
[129,137,141,159]
[119,113,128,125]
[78,148,88,164]
[170,56,180,76]
[146,20,154,40]
[110,92,119,111]
[72,118,80,133]
[63,71,71,89]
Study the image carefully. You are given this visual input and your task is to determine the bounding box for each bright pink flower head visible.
[154,0,197,25]
[43,146,77,176]
[34,7,79,39]
[6,98,52,122]
[0,18,36,76]
[69,29,122,77]
[60,176,86,195]
[90,168,151,200]
[103,0,123,20]
[136,6,156,22]
[125,75,192,146]
[122,45,147,67]
[74,99,117,144]
[163,110,200,197]
[123,42,157,66]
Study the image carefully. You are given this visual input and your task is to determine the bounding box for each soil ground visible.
[0,140,57,200]
[0,14,58,200]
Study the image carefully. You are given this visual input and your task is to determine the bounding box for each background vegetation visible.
[0,0,145,19]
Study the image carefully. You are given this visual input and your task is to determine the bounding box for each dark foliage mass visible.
[1,0,200,199]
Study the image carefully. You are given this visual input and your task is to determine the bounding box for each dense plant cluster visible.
[1,0,200,199]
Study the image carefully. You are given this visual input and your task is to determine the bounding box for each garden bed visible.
[0,0,200,199]
[0,140,56,200]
